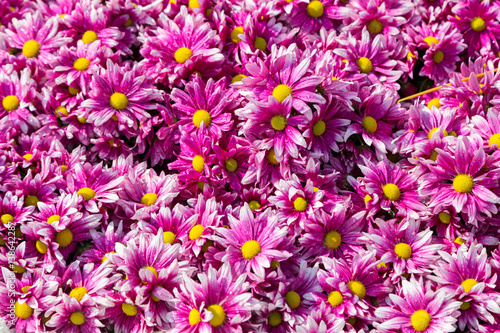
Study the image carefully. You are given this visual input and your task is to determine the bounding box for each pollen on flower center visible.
[36,240,47,254]
[433,50,444,63]
[394,242,412,259]
[328,291,343,307]
[70,311,85,325]
[189,224,204,240]
[272,84,292,103]
[427,98,441,109]
[225,158,238,172]
[241,240,261,259]
[1,214,14,224]
[453,174,473,193]
[82,30,98,44]
[383,183,401,201]
[69,87,80,95]
[357,57,373,73]
[141,266,158,285]
[362,116,377,133]
[427,127,448,139]
[22,40,40,58]
[270,115,286,130]
[313,120,326,136]
[471,17,486,31]
[77,187,96,200]
[189,308,201,325]
[232,74,246,83]
[192,155,205,172]
[324,230,341,249]
[424,36,439,47]
[367,19,383,34]
[174,47,193,64]
[207,304,226,327]
[285,291,301,309]
[163,231,175,244]
[47,215,61,224]
[110,92,129,110]
[307,0,324,18]
[56,229,73,247]
[122,303,138,316]
[488,133,500,147]
[141,193,158,206]
[410,309,431,332]
[248,200,261,210]
[55,106,68,117]
[2,95,19,111]
[348,280,366,299]
[254,37,267,51]
[230,26,244,43]
[25,195,39,206]
[74,58,90,71]
[69,286,88,301]
[14,301,33,319]
[293,197,307,212]
[267,148,279,165]
[438,212,451,224]
[460,301,471,310]
[461,278,478,293]
[192,109,211,128]
[269,311,282,326]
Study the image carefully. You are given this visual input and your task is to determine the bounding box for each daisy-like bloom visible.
[238,15,288,55]
[104,289,152,333]
[140,9,224,86]
[375,276,461,332]
[288,0,344,34]
[294,302,344,333]
[2,12,71,66]
[420,136,500,226]
[0,192,33,232]
[361,219,442,279]
[236,94,307,162]
[170,75,234,140]
[471,107,500,152]
[268,174,324,230]
[357,158,426,218]
[429,243,500,331]
[450,0,500,56]
[214,204,292,279]
[334,28,403,88]
[82,60,162,137]
[171,263,259,332]
[79,221,126,265]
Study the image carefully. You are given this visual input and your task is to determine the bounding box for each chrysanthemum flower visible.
[0,191,33,233]
[375,276,461,332]
[79,221,126,265]
[471,107,500,152]
[45,294,105,332]
[288,0,344,34]
[105,290,152,333]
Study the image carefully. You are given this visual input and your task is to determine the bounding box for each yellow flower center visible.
[357,57,373,73]
[36,240,47,254]
[488,133,500,147]
[230,26,244,43]
[77,187,96,200]
[163,231,175,244]
[192,155,205,172]
[70,311,85,325]
[454,237,465,245]
[328,291,343,307]
[427,127,448,139]
[270,115,286,130]
[324,230,341,249]
[248,200,261,211]
[188,0,200,8]
[55,106,68,117]
[460,301,471,310]
[82,31,98,44]
[461,278,478,293]
[362,116,377,133]
[313,120,326,136]
[207,304,226,327]
[56,229,73,247]
[110,92,129,110]
[231,74,247,83]
[25,195,39,206]
[427,98,441,109]
[141,193,158,206]
[285,291,301,309]
[433,50,444,63]
[367,19,383,34]
[307,0,324,18]
[69,286,88,301]
[225,158,238,172]
[47,215,61,224]
[174,47,193,64]
[22,153,32,161]
[383,183,400,201]
[254,37,267,51]
[471,17,486,32]
[267,148,279,165]
[124,18,133,27]
[14,301,33,319]
[77,116,87,124]
[1,214,14,224]
[410,309,431,332]
[61,165,68,172]
[269,311,282,326]
[22,286,30,293]
[438,212,451,224]
[2,95,19,111]
[122,303,138,316]
[13,265,26,274]
[424,36,439,47]
[189,308,201,325]
[192,109,211,128]
[293,197,307,212]
[73,58,90,71]
[364,194,372,204]
[189,224,204,240]
[348,280,366,299]
[22,40,40,58]
[141,266,158,285]
[68,87,80,95]
[453,174,473,193]
[272,84,292,103]
[394,242,412,259]
[241,240,261,259]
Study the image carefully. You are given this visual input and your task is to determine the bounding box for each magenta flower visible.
[45,294,105,332]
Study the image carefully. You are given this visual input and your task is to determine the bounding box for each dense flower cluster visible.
[1,0,500,332]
